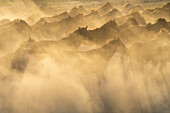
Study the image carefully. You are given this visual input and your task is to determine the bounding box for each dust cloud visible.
[0,0,44,24]
[0,1,170,113]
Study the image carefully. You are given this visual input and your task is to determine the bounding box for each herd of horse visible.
[0,2,169,113]
[0,2,169,86]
